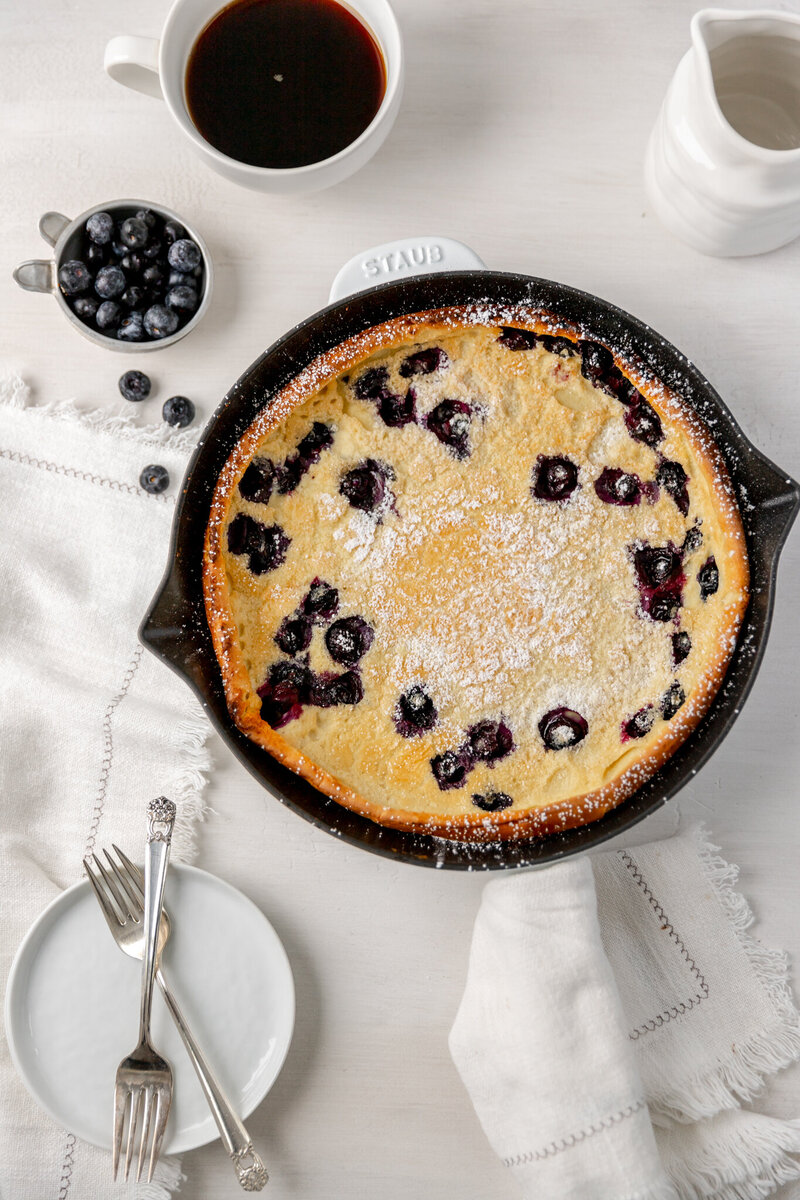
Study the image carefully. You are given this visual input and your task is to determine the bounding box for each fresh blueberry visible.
[275,614,313,656]
[117,311,144,341]
[497,327,538,351]
[227,512,260,555]
[594,466,641,506]
[672,631,691,665]
[58,260,91,296]
[167,238,202,273]
[301,578,339,622]
[120,217,149,249]
[118,370,151,403]
[661,682,686,720]
[634,545,682,589]
[119,251,143,276]
[697,556,719,599]
[144,305,179,339]
[169,269,192,288]
[96,300,121,331]
[85,242,108,268]
[142,263,166,290]
[426,400,472,459]
[163,220,185,244]
[94,265,126,299]
[471,791,514,812]
[142,238,163,261]
[657,460,690,516]
[85,211,114,245]
[135,208,159,231]
[139,464,169,494]
[162,395,195,428]
[532,455,579,502]
[354,366,390,400]
[378,388,416,427]
[339,459,393,513]
[465,719,514,765]
[72,296,98,321]
[622,706,655,740]
[325,616,374,665]
[539,707,588,750]
[121,286,145,309]
[239,458,275,504]
[394,685,438,737]
[624,399,664,447]
[257,658,310,728]
[309,670,364,708]
[431,749,470,790]
[399,347,449,377]
[683,526,704,556]
[165,285,198,315]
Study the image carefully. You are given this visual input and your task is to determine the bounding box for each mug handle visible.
[104,36,163,99]
[13,260,54,293]
[328,237,485,303]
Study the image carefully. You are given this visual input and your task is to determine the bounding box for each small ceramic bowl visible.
[12,199,213,352]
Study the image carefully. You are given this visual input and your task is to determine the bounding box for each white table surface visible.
[3,0,800,1196]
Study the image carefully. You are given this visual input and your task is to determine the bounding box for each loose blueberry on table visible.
[139,464,169,494]
[118,370,151,403]
[59,209,205,343]
[162,395,195,428]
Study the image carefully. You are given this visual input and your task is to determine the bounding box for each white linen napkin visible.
[0,375,211,1199]
[450,826,800,1200]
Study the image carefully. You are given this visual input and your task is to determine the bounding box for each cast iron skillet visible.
[141,270,799,870]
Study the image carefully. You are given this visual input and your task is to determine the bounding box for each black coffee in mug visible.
[185,0,386,169]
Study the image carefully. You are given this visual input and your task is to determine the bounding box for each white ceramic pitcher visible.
[646,8,800,256]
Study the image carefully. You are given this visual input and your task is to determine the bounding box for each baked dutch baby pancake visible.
[204,309,749,841]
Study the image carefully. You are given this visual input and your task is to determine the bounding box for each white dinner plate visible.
[4,863,294,1154]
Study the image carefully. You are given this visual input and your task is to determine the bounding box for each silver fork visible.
[107,797,175,1181]
[84,844,269,1190]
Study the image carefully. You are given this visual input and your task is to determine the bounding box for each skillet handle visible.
[328,236,485,303]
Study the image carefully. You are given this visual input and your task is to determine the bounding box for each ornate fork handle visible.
[154,965,268,1190]
[140,798,176,1044]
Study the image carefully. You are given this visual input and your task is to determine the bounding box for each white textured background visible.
[2,0,799,1196]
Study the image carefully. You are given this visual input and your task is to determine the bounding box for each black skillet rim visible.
[140,270,800,870]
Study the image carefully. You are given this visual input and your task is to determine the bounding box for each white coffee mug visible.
[104,0,404,195]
